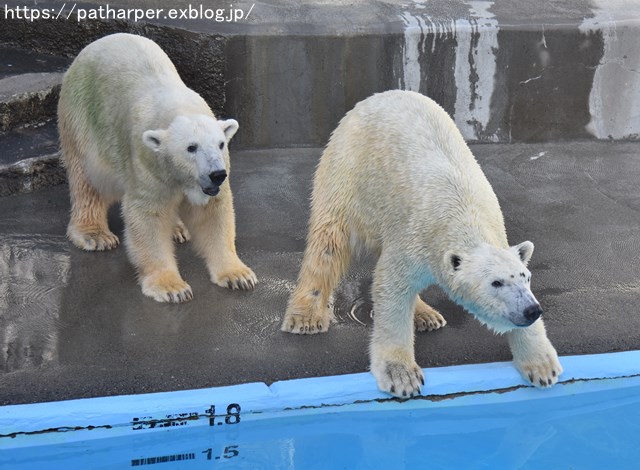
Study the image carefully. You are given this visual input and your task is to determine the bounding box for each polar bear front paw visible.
[141,271,193,303]
[212,262,257,290]
[68,225,120,251]
[414,300,447,332]
[371,351,424,398]
[514,352,563,388]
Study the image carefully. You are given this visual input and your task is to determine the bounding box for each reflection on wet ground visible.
[1,143,640,405]
[0,238,68,373]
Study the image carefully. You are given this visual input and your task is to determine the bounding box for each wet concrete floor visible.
[1,142,639,405]
[0,45,69,80]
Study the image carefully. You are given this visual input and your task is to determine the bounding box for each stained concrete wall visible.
[225,0,623,148]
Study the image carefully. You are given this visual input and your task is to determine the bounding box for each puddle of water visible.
[0,239,69,373]
[334,278,373,327]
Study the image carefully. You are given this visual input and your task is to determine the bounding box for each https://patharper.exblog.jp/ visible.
[3,3,255,23]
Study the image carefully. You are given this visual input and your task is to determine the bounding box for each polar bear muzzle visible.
[209,170,227,186]
[509,302,543,327]
[201,170,227,196]
[522,303,543,324]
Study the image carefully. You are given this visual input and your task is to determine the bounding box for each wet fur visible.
[282,90,561,397]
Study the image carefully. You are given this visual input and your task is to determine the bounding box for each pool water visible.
[3,376,639,469]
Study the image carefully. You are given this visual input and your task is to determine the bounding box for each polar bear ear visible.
[142,129,167,152]
[219,119,239,141]
[444,251,462,272]
[511,241,534,266]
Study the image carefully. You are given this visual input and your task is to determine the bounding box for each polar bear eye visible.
[187,144,198,153]
[491,280,504,288]
[219,141,225,150]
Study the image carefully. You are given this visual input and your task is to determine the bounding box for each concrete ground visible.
[1,141,639,406]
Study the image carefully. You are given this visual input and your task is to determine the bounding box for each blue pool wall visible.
[1,350,639,448]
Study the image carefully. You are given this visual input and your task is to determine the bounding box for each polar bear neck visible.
[424,169,510,263]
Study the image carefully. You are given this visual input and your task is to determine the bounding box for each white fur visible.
[445,242,538,333]
[58,33,255,302]
[282,90,562,397]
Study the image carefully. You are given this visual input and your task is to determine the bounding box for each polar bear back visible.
[314,90,508,255]
[58,33,211,188]
[60,33,209,139]
[75,33,179,82]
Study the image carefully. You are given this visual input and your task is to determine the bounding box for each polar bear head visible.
[142,114,239,205]
[443,241,542,333]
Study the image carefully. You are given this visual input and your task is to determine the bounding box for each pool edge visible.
[2,350,639,446]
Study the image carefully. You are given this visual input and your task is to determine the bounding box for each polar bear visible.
[282,90,562,397]
[58,33,256,302]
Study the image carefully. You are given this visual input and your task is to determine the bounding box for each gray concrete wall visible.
[0,8,227,117]
[224,34,402,148]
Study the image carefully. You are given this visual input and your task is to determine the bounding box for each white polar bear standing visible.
[58,33,256,302]
[282,90,562,397]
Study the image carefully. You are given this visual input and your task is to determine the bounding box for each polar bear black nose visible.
[209,170,227,186]
[523,304,543,323]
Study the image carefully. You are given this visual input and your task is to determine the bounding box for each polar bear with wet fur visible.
[282,90,562,397]
[58,33,256,302]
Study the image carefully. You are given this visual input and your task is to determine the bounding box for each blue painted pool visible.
[3,375,639,469]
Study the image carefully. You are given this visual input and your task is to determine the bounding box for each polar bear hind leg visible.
[414,296,447,332]
[62,131,119,252]
[282,212,351,334]
[173,218,191,244]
